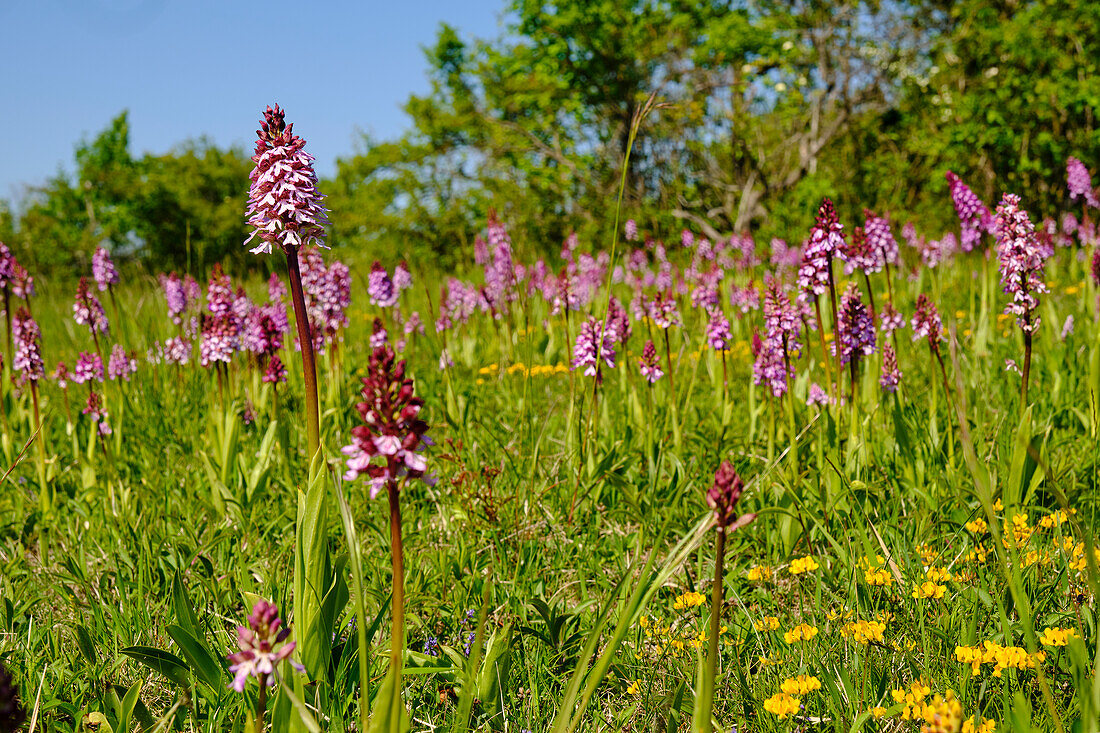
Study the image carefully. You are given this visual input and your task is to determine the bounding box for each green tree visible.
[10,112,252,273]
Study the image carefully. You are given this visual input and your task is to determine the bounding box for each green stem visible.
[31,382,48,514]
[697,527,726,731]
[256,674,267,733]
[1022,325,1032,412]
[386,476,406,683]
[284,248,321,461]
[814,298,835,403]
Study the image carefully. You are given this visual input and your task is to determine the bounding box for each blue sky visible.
[0,0,505,201]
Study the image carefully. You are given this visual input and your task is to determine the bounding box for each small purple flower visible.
[798,198,845,298]
[946,171,993,251]
[319,261,352,336]
[605,296,632,344]
[92,247,120,292]
[244,105,330,254]
[994,193,1048,333]
[161,273,188,325]
[73,352,105,384]
[763,276,802,355]
[263,355,288,384]
[370,318,389,350]
[806,383,831,406]
[910,294,944,349]
[879,343,901,393]
[163,337,191,366]
[368,261,399,308]
[863,210,899,267]
[647,291,681,329]
[681,229,695,248]
[423,637,440,657]
[752,336,790,398]
[53,361,70,390]
[638,339,664,384]
[730,282,760,314]
[73,277,109,336]
[571,316,616,383]
[227,600,302,692]
[1067,157,1100,208]
[342,344,430,498]
[625,219,639,242]
[206,264,234,318]
[393,261,413,293]
[83,391,111,435]
[12,309,44,381]
[842,226,884,276]
[107,344,137,381]
[706,309,732,351]
[879,301,905,334]
[200,316,239,366]
[770,238,802,271]
[10,264,33,300]
[706,461,755,532]
[836,282,876,365]
[1062,315,1074,340]
[0,243,16,290]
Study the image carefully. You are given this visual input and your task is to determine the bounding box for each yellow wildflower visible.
[925,567,954,583]
[764,692,802,719]
[919,690,962,733]
[672,591,706,610]
[789,556,820,575]
[754,616,780,632]
[784,624,819,644]
[842,619,887,644]
[1039,509,1074,529]
[964,545,988,564]
[626,679,641,695]
[891,680,931,720]
[912,581,947,599]
[747,565,773,582]
[965,518,988,534]
[1039,627,1079,647]
[962,717,997,733]
[865,567,893,586]
[781,675,822,695]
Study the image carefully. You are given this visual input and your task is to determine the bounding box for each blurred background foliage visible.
[2,0,1098,272]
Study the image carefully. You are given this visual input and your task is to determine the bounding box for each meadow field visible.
[3,109,1100,733]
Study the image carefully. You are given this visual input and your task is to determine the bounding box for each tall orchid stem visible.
[1021,327,1032,411]
[31,382,48,514]
[697,527,726,732]
[783,346,798,480]
[2,287,10,369]
[826,261,842,407]
[255,673,267,733]
[386,476,406,682]
[813,299,835,402]
[663,328,683,449]
[862,272,877,324]
[284,248,321,461]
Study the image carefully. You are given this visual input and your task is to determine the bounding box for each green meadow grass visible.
[1,240,1099,732]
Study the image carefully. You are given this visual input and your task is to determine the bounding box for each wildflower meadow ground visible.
[2,107,1100,732]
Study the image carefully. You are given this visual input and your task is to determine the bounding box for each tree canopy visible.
[4,0,1099,271]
